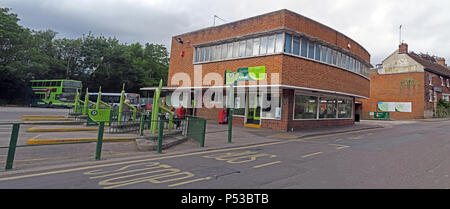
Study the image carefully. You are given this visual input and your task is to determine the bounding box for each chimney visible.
[398,43,408,54]
[437,57,446,67]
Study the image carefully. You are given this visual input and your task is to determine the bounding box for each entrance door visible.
[246,93,261,125]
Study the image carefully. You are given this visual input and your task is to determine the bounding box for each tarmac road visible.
[1,119,450,189]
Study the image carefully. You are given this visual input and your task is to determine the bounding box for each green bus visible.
[29,79,82,107]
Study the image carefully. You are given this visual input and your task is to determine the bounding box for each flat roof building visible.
[142,9,372,131]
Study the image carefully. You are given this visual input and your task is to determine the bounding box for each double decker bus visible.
[30,79,82,107]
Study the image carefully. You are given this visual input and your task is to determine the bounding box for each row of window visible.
[193,32,370,78]
[230,92,352,120]
[294,94,352,119]
[194,33,285,63]
[284,34,370,77]
[31,81,62,87]
[429,75,450,87]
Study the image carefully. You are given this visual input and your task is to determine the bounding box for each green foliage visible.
[438,99,450,109]
[1,8,169,105]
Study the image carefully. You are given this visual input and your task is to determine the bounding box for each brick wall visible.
[360,71,425,119]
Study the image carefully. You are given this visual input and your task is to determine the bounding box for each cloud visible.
[3,0,450,65]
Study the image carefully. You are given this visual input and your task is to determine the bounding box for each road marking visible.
[0,127,383,182]
[301,152,323,158]
[328,144,350,150]
[253,161,282,168]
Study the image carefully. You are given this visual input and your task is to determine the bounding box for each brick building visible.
[359,43,450,119]
[142,9,372,131]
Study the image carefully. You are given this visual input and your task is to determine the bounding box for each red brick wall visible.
[282,55,369,98]
[360,71,425,119]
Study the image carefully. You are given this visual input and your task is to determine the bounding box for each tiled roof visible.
[408,52,450,77]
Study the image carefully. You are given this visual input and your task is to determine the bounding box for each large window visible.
[315,44,321,61]
[308,41,315,59]
[261,93,281,119]
[275,33,284,53]
[301,38,308,57]
[292,36,300,55]
[260,37,268,55]
[319,97,337,119]
[253,38,260,56]
[239,41,246,57]
[267,35,275,54]
[233,93,246,116]
[338,99,352,118]
[294,95,318,119]
[284,34,292,53]
[245,39,253,57]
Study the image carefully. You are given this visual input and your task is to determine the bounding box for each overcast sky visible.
[2,0,450,65]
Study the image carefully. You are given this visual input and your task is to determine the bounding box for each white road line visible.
[301,152,323,158]
[253,161,282,168]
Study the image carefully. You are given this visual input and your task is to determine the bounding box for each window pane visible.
[210,46,215,61]
[233,94,245,116]
[275,33,284,53]
[293,36,300,55]
[327,48,332,64]
[199,47,205,62]
[331,50,337,65]
[315,44,321,61]
[319,97,337,119]
[194,48,199,62]
[215,45,221,60]
[239,41,246,57]
[260,37,268,55]
[245,39,253,56]
[308,41,315,59]
[233,42,239,58]
[338,99,352,118]
[205,47,210,61]
[261,93,281,119]
[253,38,260,56]
[267,35,275,54]
[284,34,292,53]
[221,44,227,60]
[227,43,233,59]
[337,52,341,67]
[294,95,318,119]
[301,39,308,57]
[321,46,327,62]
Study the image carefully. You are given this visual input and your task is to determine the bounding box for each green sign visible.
[373,112,390,119]
[225,66,266,84]
[88,109,111,122]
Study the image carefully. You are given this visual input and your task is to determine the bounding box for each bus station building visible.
[142,9,372,131]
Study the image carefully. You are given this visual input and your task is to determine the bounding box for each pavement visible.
[165,120,384,154]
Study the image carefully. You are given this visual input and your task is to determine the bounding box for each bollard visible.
[139,116,145,136]
[157,120,164,153]
[228,109,233,143]
[95,122,105,160]
[5,123,20,170]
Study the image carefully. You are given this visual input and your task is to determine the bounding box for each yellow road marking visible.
[301,152,323,158]
[253,161,282,168]
[0,127,383,182]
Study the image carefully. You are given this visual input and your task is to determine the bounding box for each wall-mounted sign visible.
[378,102,412,112]
[225,66,266,85]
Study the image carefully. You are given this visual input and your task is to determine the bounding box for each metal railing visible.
[0,121,128,171]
